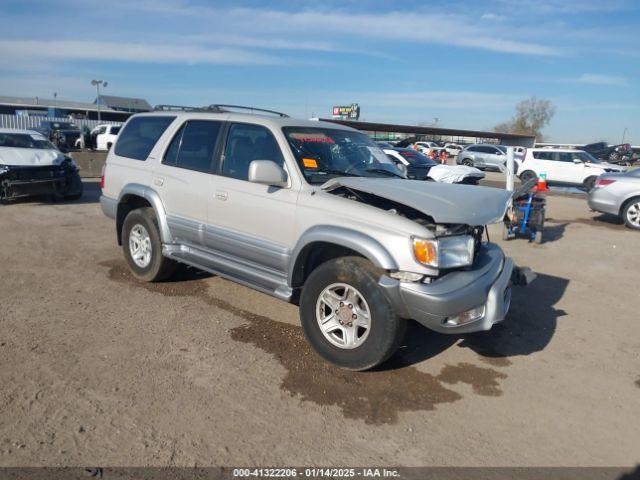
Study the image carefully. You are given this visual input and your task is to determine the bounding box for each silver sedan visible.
[588,169,640,229]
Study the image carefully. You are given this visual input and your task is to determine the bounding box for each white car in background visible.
[444,143,463,156]
[76,124,122,151]
[518,148,626,190]
[0,128,83,201]
[415,141,446,156]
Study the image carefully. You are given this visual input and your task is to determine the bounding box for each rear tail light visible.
[100,164,106,190]
[595,178,616,188]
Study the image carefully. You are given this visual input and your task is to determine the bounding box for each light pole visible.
[622,127,628,144]
[91,79,108,121]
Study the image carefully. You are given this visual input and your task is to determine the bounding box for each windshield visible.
[497,146,507,153]
[576,151,600,163]
[395,149,438,166]
[283,127,403,184]
[45,122,78,130]
[0,132,57,150]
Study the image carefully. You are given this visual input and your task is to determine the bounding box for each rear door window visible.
[533,151,555,161]
[114,116,175,160]
[558,152,577,163]
[162,120,222,173]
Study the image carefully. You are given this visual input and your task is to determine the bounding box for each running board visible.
[163,244,293,302]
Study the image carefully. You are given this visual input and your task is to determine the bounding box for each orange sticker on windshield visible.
[303,158,318,168]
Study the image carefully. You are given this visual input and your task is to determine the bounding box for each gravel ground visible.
[0,181,638,467]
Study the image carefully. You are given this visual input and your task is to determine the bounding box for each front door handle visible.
[215,190,228,201]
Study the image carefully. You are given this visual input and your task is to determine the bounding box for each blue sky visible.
[0,0,638,143]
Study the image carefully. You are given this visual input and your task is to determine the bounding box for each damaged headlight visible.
[412,235,475,269]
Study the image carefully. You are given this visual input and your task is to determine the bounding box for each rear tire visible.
[502,224,511,241]
[519,170,536,184]
[622,197,640,230]
[462,158,474,167]
[534,229,543,244]
[299,256,406,371]
[122,207,178,282]
[583,176,597,192]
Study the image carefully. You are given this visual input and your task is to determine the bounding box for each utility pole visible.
[91,79,108,121]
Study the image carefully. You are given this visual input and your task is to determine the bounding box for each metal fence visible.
[0,114,122,131]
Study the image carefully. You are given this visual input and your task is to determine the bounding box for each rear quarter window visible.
[114,116,175,160]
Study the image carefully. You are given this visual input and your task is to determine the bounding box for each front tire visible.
[462,158,474,167]
[299,257,406,371]
[622,197,640,230]
[122,207,178,282]
[63,172,84,200]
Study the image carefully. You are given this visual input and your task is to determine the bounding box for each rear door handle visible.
[215,190,228,201]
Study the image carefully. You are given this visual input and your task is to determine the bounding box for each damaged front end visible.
[0,158,80,201]
[322,177,533,334]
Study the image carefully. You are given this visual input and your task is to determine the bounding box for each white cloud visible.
[0,40,285,66]
[481,13,506,21]
[223,9,559,56]
[85,3,560,57]
[577,73,629,86]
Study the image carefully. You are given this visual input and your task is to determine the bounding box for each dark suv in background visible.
[35,121,82,150]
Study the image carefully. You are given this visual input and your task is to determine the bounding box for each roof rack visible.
[206,104,289,118]
[153,104,225,112]
[154,104,289,117]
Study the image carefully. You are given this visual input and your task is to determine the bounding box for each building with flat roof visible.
[0,94,152,121]
[322,118,536,147]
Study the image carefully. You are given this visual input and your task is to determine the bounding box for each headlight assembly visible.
[412,235,475,269]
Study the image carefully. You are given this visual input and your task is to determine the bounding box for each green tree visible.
[495,97,556,141]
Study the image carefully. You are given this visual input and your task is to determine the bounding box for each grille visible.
[4,165,66,182]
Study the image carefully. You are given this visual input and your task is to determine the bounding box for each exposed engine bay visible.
[329,185,485,255]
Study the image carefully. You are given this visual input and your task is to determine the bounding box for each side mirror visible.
[573,158,582,164]
[248,160,288,187]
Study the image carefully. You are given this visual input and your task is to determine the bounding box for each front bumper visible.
[0,164,79,200]
[379,243,514,334]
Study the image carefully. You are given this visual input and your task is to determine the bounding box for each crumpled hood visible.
[586,162,625,172]
[322,177,511,225]
[0,147,65,167]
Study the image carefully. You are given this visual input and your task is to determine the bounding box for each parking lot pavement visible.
[1,180,639,467]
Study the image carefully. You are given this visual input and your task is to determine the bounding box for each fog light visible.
[444,306,485,326]
[389,271,424,282]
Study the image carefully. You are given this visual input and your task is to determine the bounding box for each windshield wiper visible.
[312,169,360,177]
[365,167,404,178]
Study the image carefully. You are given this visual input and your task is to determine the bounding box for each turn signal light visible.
[412,238,438,266]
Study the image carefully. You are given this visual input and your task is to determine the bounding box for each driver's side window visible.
[222,123,284,181]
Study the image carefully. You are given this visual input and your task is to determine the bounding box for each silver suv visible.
[457,144,508,170]
[100,105,514,370]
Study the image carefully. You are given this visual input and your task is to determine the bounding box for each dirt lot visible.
[0,181,639,467]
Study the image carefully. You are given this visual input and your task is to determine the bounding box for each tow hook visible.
[511,266,537,286]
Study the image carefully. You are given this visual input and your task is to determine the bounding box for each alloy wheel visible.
[315,283,371,349]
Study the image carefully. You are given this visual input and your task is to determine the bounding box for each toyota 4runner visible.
[100,105,515,370]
